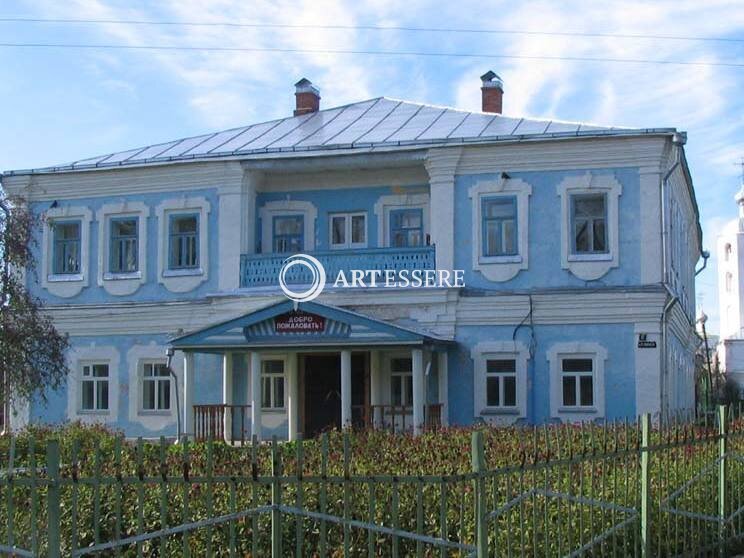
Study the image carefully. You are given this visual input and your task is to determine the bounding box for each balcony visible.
[240,246,436,289]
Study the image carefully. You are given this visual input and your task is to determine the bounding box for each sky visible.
[1,0,743,334]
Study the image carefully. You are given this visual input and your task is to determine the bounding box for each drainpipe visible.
[695,250,710,276]
[166,347,182,442]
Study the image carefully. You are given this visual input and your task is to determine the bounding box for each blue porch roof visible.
[169,300,451,351]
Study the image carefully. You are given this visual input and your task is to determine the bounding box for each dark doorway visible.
[303,354,341,437]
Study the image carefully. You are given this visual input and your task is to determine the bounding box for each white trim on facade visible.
[66,343,120,424]
[373,193,430,248]
[468,176,532,282]
[557,173,622,281]
[96,201,149,296]
[126,342,180,432]
[42,205,93,298]
[471,340,529,424]
[259,200,317,254]
[156,196,211,293]
[547,341,608,422]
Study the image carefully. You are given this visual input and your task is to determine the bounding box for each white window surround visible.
[260,354,288,412]
[66,344,119,424]
[42,206,92,298]
[557,173,622,281]
[374,193,430,248]
[329,211,367,249]
[471,341,529,424]
[127,343,180,432]
[547,342,608,422]
[156,197,210,293]
[259,200,317,254]
[96,201,149,296]
[469,176,532,282]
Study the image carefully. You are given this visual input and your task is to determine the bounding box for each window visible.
[482,197,517,257]
[168,214,199,269]
[390,209,423,248]
[725,243,732,262]
[390,357,413,407]
[81,363,109,412]
[330,212,366,249]
[571,194,607,254]
[560,358,594,408]
[485,359,517,408]
[142,362,171,412]
[273,216,304,253]
[726,272,733,293]
[52,220,81,275]
[261,360,285,409]
[109,217,138,273]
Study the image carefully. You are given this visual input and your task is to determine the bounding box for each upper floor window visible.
[52,220,81,275]
[571,193,607,255]
[168,213,199,270]
[725,243,732,262]
[109,217,138,273]
[482,197,517,257]
[390,357,413,406]
[485,358,517,409]
[81,363,109,412]
[330,212,367,249]
[560,357,594,409]
[142,362,171,412]
[262,359,285,410]
[726,272,733,293]
[273,215,304,253]
[390,209,423,248]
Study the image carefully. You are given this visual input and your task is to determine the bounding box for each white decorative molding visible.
[556,172,622,280]
[156,196,211,293]
[66,343,120,424]
[470,340,529,424]
[547,341,608,422]
[259,199,317,254]
[426,147,462,272]
[42,205,93,298]
[126,342,180,432]
[468,176,532,282]
[96,201,150,296]
[373,193,430,247]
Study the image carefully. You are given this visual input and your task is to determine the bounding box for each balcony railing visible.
[193,404,251,444]
[240,246,436,289]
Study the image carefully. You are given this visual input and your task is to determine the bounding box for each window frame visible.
[570,193,608,256]
[168,212,200,270]
[272,214,305,254]
[389,208,424,248]
[559,356,595,410]
[109,216,139,274]
[484,357,518,410]
[51,219,82,275]
[389,357,414,407]
[329,211,367,249]
[140,360,172,414]
[471,341,528,423]
[261,359,286,411]
[79,361,110,414]
[548,342,607,421]
[481,195,518,257]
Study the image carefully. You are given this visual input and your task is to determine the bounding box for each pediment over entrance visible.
[169,300,449,350]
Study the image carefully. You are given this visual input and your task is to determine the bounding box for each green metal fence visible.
[2,406,744,556]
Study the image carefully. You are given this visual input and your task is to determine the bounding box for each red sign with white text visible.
[274,311,326,333]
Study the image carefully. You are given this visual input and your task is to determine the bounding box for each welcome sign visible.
[274,311,326,333]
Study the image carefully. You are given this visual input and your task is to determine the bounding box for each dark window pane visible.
[274,377,285,408]
[82,381,94,410]
[562,376,576,406]
[486,377,500,406]
[503,376,517,407]
[562,359,593,372]
[574,220,589,252]
[391,358,412,373]
[98,381,109,410]
[262,377,271,408]
[405,376,413,406]
[143,380,155,410]
[580,376,594,406]
[593,220,606,252]
[351,215,365,243]
[332,216,345,245]
[487,359,516,373]
[391,375,402,405]
[171,215,197,233]
[159,380,171,410]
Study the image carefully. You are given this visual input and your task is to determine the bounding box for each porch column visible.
[183,352,194,440]
[287,354,299,441]
[370,350,383,428]
[341,349,352,428]
[250,351,262,441]
[222,352,234,443]
[438,351,449,427]
[412,348,424,436]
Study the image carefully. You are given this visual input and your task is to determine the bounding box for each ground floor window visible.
[560,357,594,408]
[390,357,413,406]
[81,363,109,411]
[485,358,517,409]
[142,362,171,412]
[262,359,285,409]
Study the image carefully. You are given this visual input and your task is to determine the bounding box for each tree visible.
[0,191,69,411]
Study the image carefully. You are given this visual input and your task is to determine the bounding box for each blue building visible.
[1,73,703,440]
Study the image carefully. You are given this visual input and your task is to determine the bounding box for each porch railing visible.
[352,403,443,432]
[240,246,436,288]
[193,404,251,444]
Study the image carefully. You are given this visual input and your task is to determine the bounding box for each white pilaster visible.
[370,350,382,428]
[242,170,261,255]
[217,164,245,291]
[412,348,424,436]
[639,167,662,284]
[437,351,449,427]
[250,351,262,441]
[341,349,352,428]
[287,353,299,441]
[425,147,462,272]
[183,352,194,439]
[222,352,234,442]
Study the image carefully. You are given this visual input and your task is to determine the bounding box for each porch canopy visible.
[169,300,451,440]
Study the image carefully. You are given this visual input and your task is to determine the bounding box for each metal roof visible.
[3,97,678,176]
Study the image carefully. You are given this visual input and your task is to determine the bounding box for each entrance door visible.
[303,355,342,437]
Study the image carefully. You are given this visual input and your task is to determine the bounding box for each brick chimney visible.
[294,78,320,116]
[480,71,503,114]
